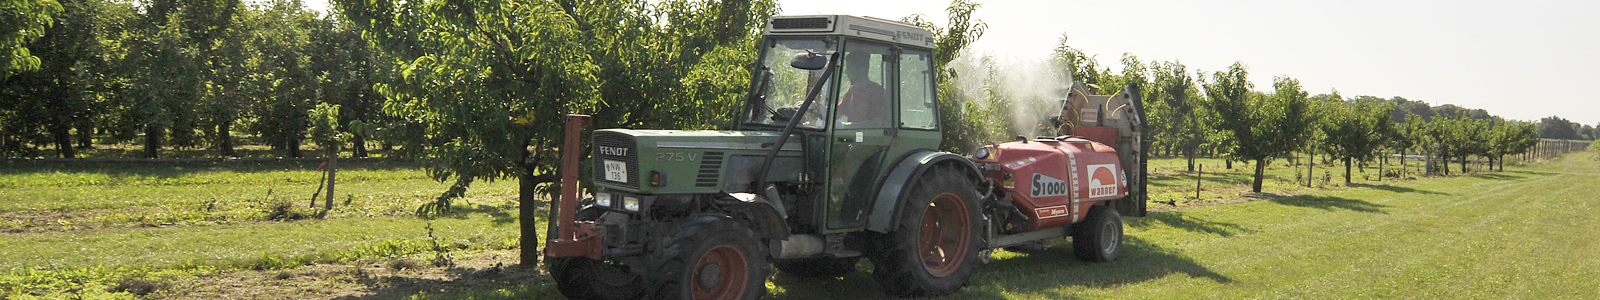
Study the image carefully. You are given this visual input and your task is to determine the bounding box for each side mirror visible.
[790,52,828,70]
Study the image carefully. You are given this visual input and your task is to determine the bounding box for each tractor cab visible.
[738,15,941,232]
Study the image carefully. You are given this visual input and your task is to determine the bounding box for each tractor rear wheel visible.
[1072,205,1123,262]
[773,256,859,278]
[648,215,769,300]
[869,166,983,297]
[550,206,646,300]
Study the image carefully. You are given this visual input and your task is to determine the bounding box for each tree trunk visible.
[1344,156,1352,184]
[143,124,161,159]
[75,120,92,149]
[1400,149,1407,178]
[288,137,303,158]
[1226,159,1233,169]
[1439,144,1449,176]
[52,122,74,158]
[352,134,368,158]
[1379,155,1385,181]
[218,122,235,157]
[1306,152,1313,187]
[1185,150,1194,172]
[325,153,336,211]
[1252,158,1266,193]
[519,163,541,267]
[1460,154,1467,174]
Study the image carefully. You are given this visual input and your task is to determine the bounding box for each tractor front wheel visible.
[1072,205,1123,262]
[648,215,770,300]
[550,257,646,300]
[550,206,646,300]
[869,165,984,297]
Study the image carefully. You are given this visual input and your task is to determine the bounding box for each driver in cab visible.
[837,52,886,128]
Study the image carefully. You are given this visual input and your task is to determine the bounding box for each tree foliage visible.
[903,0,987,153]
[1318,93,1396,183]
[1206,63,1313,192]
[0,0,61,77]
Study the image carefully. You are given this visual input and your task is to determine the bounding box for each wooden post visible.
[325,155,336,211]
[1195,164,1203,201]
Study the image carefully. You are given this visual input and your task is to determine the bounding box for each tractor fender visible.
[715,192,790,241]
[865,151,985,233]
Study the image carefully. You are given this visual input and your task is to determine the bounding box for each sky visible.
[303,0,1599,125]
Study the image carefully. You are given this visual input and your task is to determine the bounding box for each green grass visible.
[0,160,517,233]
[752,154,1600,299]
[0,160,534,298]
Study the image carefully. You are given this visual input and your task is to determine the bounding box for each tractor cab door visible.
[823,40,896,231]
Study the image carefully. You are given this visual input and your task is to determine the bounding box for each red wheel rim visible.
[917,192,970,277]
[691,244,748,300]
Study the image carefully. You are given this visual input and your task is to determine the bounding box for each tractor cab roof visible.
[763,15,936,49]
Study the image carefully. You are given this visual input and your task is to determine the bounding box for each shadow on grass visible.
[1506,170,1558,176]
[766,237,1230,300]
[1470,172,1527,181]
[1269,194,1386,213]
[1129,211,1254,237]
[430,201,520,226]
[333,264,561,300]
[1348,183,1447,195]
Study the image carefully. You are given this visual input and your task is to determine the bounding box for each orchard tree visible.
[1049,34,1104,90]
[904,0,987,153]
[1486,118,1535,171]
[1149,60,1206,170]
[336,0,777,266]
[1206,62,1313,193]
[0,0,100,158]
[120,0,241,158]
[1319,93,1396,183]
[1393,114,1424,177]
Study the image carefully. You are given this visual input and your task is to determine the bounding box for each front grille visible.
[772,17,832,30]
[695,152,724,187]
[593,132,639,188]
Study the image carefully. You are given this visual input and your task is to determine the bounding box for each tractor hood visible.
[592,129,804,194]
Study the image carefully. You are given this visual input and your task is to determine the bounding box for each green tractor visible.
[546,15,1149,299]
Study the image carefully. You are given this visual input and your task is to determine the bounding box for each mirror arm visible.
[754,54,839,191]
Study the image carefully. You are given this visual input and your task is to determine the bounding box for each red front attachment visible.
[546,114,603,260]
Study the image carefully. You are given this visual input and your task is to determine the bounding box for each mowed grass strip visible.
[0,160,518,233]
[0,210,524,272]
[753,154,1600,299]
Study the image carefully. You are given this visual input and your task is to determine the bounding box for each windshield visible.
[743,37,835,129]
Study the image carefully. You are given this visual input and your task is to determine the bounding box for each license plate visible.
[603,160,627,182]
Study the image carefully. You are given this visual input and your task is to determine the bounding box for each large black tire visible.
[649,214,770,300]
[549,257,647,300]
[1072,205,1123,262]
[773,257,859,278]
[550,206,647,300]
[868,165,984,297]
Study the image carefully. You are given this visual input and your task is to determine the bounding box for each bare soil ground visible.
[153,250,543,300]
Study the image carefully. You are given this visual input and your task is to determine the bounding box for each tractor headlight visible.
[973,147,991,159]
[623,197,641,211]
[595,193,612,207]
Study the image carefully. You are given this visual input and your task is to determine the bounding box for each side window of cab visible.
[836,41,892,129]
[898,49,936,130]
